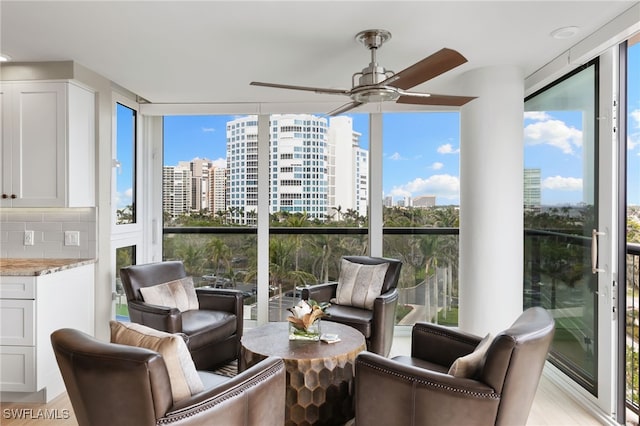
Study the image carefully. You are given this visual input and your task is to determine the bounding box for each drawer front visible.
[0,299,35,346]
[0,346,36,391]
[0,276,36,299]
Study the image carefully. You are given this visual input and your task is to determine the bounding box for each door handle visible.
[591,229,605,274]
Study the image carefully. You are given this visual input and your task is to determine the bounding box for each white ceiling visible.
[1,1,638,110]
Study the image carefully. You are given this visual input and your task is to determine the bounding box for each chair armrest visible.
[127,300,183,333]
[301,281,337,302]
[165,357,286,426]
[410,322,482,367]
[196,288,244,342]
[196,288,243,314]
[370,288,399,356]
[355,351,499,426]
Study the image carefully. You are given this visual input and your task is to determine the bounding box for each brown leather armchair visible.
[302,255,402,356]
[51,328,285,426]
[120,261,243,370]
[354,307,555,426]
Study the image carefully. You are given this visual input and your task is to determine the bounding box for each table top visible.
[241,321,365,360]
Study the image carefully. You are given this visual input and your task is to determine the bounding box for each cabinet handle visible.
[1,194,7,199]
[10,194,16,199]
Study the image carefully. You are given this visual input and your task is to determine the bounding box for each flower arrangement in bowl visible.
[287,299,330,341]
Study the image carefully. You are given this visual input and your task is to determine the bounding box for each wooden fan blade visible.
[327,101,363,116]
[383,48,468,90]
[397,94,476,107]
[250,81,349,95]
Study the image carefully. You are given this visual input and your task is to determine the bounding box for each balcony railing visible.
[156,225,638,418]
[626,244,640,418]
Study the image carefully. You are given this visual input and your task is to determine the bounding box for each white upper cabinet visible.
[0,81,95,207]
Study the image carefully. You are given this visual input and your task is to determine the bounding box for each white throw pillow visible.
[447,333,493,379]
[109,321,204,403]
[139,277,199,312]
[334,259,389,310]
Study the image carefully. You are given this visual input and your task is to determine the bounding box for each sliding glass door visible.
[524,61,599,394]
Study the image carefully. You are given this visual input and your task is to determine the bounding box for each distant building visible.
[209,165,226,215]
[383,196,393,207]
[179,158,215,212]
[162,165,192,217]
[329,116,368,219]
[413,195,436,208]
[524,168,541,211]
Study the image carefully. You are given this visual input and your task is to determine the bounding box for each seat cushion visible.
[139,276,199,312]
[324,305,373,337]
[334,258,389,310]
[109,321,204,403]
[448,333,493,378]
[181,310,238,348]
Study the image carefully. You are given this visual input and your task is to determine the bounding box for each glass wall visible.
[381,112,461,326]
[524,61,598,394]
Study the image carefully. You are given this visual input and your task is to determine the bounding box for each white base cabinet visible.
[0,264,94,402]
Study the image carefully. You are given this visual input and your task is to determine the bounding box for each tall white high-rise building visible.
[328,116,368,220]
[209,165,226,215]
[227,114,329,224]
[524,168,541,211]
[179,158,214,212]
[162,165,192,217]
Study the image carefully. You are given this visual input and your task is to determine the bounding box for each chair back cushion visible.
[479,307,555,426]
[120,261,187,302]
[343,255,402,294]
[139,276,199,311]
[335,258,389,309]
[110,321,204,403]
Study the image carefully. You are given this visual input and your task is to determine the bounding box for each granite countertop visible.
[0,258,96,276]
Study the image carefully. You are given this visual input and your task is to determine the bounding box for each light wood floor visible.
[0,377,607,426]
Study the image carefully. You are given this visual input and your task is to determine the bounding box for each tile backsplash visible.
[0,208,97,259]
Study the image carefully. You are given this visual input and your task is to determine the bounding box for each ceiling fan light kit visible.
[250,29,476,115]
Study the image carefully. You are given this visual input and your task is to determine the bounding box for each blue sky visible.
[117,42,640,209]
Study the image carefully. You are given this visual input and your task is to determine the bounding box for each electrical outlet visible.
[64,231,80,246]
[24,230,34,246]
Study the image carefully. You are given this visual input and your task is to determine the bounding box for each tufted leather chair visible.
[51,328,285,426]
[353,307,555,426]
[301,255,402,356]
[120,261,243,371]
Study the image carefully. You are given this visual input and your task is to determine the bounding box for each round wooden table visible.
[240,321,366,426]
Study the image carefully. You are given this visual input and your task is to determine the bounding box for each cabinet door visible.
[0,86,13,206]
[0,346,36,392]
[10,83,66,207]
[0,299,35,346]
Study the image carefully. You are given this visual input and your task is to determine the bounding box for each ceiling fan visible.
[250,29,476,116]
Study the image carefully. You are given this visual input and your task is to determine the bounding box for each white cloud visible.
[524,111,551,121]
[389,152,404,160]
[631,109,640,129]
[431,162,444,170]
[211,158,227,168]
[389,174,459,200]
[116,188,133,208]
[542,176,582,191]
[437,143,460,154]
[524,119,582,154]
[202,127,216,133]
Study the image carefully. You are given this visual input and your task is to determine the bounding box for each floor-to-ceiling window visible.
[381,112,460,327]
[624,35,640,423]
[524,61,599,394]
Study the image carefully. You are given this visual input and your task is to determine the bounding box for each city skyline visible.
[115,43,639,210]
